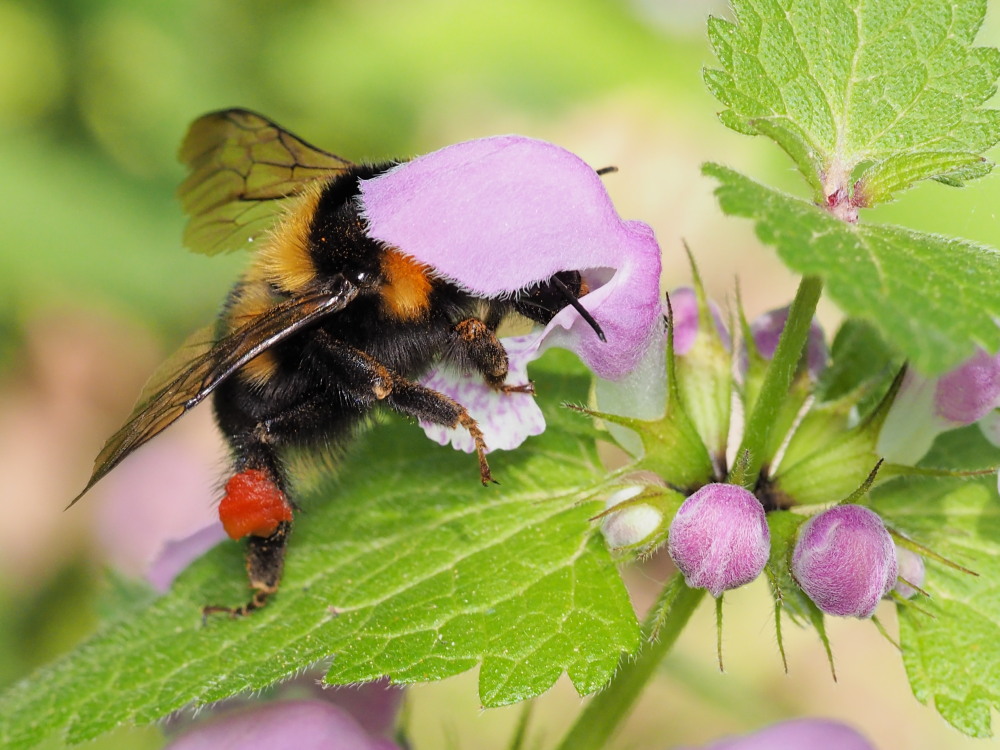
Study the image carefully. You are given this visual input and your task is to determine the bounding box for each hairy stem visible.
[732,275,824,485]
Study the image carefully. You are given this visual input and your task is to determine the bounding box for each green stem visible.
[554,579,705,750]
[732,275,824,485]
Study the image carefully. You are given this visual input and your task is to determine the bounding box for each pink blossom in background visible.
[146,523,227,593]
[93,432,223,581]
[668,286,730,356]
[679,718,876,750]
[164,700,401,750]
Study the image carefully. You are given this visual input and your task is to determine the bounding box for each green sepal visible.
[815,318,901,412]
[673,256,733,471]
[590,405,714,491]
[769,404,880,507]
[765,511,836,678]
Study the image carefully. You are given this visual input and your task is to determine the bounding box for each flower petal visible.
[164,700,401,750]
[147,523,227,593]
[686,718,876,750]
[747,304,827,378]
[418,335,544,452]
[934,348,1000,424]
[359,135,662,380]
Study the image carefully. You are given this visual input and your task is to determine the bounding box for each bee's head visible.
[309,205,384,295]
[512,271,605,342]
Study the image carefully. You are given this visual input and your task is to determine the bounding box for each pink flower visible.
[935,349,1000,424]
[164,700,401,750]
[600,486,665,549]
[791,505,897,618]
[667,483,770,597]
[878,349,1000,464]
[745,305,827,378]
[892,546,926,600]
[680,718,875,750]
[146,523,227,593]
[359,135,662,452]
[669,287,730,356]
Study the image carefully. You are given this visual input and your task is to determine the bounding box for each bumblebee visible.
[72,109,605,616]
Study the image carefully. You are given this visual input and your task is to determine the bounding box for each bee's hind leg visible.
[204,436,294,619]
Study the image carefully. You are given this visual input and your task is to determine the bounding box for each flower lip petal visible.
[418,335,545,453]
[360,136,637,293]
[358,135,662,380]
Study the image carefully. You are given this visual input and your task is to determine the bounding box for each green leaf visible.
[704,164,1000,374]
[817,317,900,405]
[876,474,1000,737]
[856,152,986,205]
[919,423,1000,472]
[705,0,1000,202]
[0,353,640,747]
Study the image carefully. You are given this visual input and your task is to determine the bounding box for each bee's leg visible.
[204,436,294,618]
[312,332,495,484]
[452,318,534,395]
[381,375,495,485]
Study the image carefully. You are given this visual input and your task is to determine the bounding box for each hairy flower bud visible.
[670,287,730,356]
[879,349,1000,464]
[667,483,770,597]
[746,304,827,379]
[892,546,926,599]
[792,505,897,618]
[600,486,664,549]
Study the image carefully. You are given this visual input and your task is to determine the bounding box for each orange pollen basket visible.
[218,469,293,540]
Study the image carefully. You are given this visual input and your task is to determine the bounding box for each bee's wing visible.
[69,285,358,506]
[178,108,354,255]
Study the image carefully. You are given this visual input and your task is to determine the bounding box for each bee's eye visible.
[346,269,375,287]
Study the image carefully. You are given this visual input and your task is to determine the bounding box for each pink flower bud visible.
[667,483,770,597]
[746,305,827,378]
[600,486,664,549]
[892,546,926,599]
[792,505,897,618]
[669,287,730,355]
[879,349,1000,464]
[934,348,1000,424]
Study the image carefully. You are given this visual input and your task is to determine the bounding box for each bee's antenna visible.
[596,166,618,176]
[551,276,606,342]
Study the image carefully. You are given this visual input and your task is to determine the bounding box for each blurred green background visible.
[2,0,999,748]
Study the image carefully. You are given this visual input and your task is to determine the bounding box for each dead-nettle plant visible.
[3,1,1000,748]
